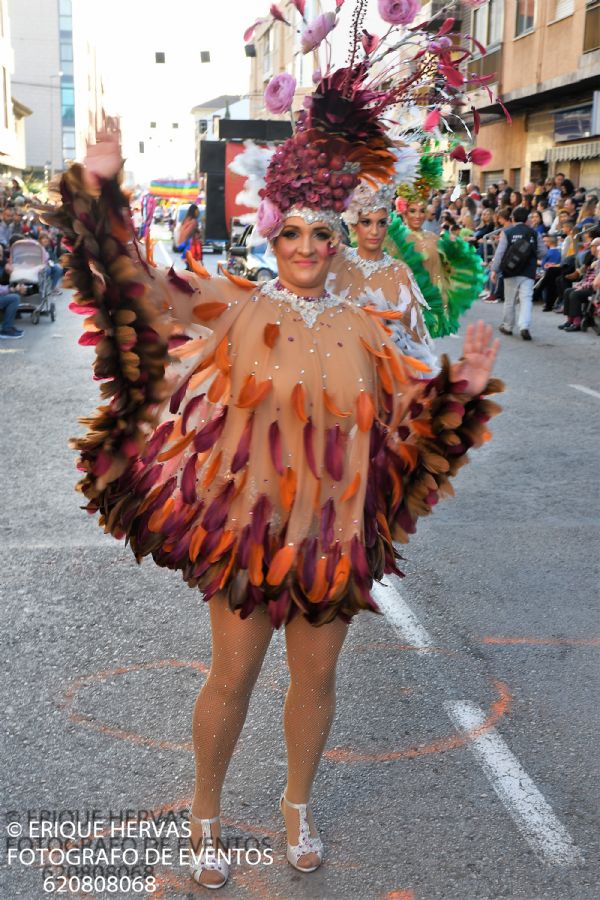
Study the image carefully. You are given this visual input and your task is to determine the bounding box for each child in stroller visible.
[5,237,55,324]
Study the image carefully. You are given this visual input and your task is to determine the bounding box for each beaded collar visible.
[258,279,348,328]
[343,246,395,277]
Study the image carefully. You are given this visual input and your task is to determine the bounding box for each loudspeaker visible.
[199,141,226,173]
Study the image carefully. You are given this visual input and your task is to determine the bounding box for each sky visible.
[93,0,268,183]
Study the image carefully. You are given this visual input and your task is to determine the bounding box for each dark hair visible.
[510,190,523,205]
[583,251,594,267]
[560,178,575,196]
[497,205,512,221]
[185,203,199,219]
[512,206,529,223]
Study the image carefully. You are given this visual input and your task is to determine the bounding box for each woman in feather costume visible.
[386,152,487,337]
[327,177,439,374]
[44,2,503,890]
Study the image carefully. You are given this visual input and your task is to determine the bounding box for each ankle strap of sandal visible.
[189,812,220,825]
[282,792,309,811]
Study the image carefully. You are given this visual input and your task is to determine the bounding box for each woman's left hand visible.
[452,321,500,397]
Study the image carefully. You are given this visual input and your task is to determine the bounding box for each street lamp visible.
[49,72,63,177]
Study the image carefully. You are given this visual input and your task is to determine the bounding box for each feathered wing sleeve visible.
[359,308,504,550]
[41,163,250,521]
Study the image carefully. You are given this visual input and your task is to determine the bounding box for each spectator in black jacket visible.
[490,206,546,341]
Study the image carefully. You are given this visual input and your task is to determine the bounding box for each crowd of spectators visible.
[0,179,64,339]
[422,172,600,339]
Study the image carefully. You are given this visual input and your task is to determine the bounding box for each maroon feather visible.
[236,524,252,568]
[302,537,318,590]
[181,393,206,435]
[168,332,193,351]
[320,497,335,550]
[303,417,318,478]
[169,375,191,414]
[268,421,284,475]
[142,420,174,464]
[268,589,291,629]
[145,475,177,516]
[325,425,344,481]
[167,265,194,294]
[231,415,254,473]
[350,534,369,584]
[78,330,104,346]
[181,453,198,505]
[250,494,271,544]
[194,407,228,452]
[134,463,163,495]
[202,480,235,532]
[92,449,112,477]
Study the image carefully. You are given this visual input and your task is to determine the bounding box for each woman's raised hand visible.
[83,132,123,185]
[452,321,500,398]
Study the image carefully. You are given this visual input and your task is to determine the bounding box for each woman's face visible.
[273,216,337,293]
[404,201,426,230]
[482,208,493,224]
[354,208,388,255]
[530,211,541,226]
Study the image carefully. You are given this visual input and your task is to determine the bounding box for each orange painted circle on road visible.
[60,659,209,753]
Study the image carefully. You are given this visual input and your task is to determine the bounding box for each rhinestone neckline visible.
[259,278,349,328]
[343,246,395,276]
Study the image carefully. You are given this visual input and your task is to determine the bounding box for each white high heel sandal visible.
[279,791,324,873]
[188,812,229,890]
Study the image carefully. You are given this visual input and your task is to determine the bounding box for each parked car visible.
[227,225,277,283]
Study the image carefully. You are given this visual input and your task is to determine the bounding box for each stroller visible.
[8,238,55,324]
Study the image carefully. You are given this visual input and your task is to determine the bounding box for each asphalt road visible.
[1,239,599,900]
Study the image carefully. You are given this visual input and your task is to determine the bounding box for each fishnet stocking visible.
[282,612,349,866]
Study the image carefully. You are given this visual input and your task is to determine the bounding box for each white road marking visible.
[154,240,174,267]
[445,700,584,867]
[569,383,600,400]
[372,578,434,649]
[0,347,26,353]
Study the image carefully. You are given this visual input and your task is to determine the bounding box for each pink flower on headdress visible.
[301,12,336,53]
[377,0,419,26]
[264,73,297,115]
[256,197,283,238]
[395,197,408,214]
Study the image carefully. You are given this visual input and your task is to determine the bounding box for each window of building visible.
[482,170,503,190]
[262,29,272,76]
[515,0,535,36]
[61,84,74,127]
[554,104,593,142]
[510,167,521,190]
[472,0,503,49]
[62,129,76,158]
[197,119,208,135]
[553,0,574,20]
[584,0,600,52]
[1,67,7,129]
[60,42,73,61]
[155,52,165,64]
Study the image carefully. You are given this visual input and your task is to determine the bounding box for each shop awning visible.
[545,141,600,162]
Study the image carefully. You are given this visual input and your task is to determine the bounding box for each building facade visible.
[0,0,30,174]
[248,0,320,120]
[466,0,600,189]
[9,0,115,175]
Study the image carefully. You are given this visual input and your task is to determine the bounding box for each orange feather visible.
[192,301,229,322]
[148,497,175,533]
[189,525,207,562]
[279,467,297,512]
[323,389,351,418]
[202,450,222,488]
[264,322,280,348]
[340,471,361,502]
[292,383,308,423]
[208,529,235,562]
[329,554,350,597]
[402,354,431,373]
[207,371,230,403]
[307,557,328,603]
[249,543,264,586]
[356,391,375,432]
[266,544,296,585]
[398,443,419,471]
[217,263,255,290]
[156,429,196,462]
[215,335,230,373]
[360,336,390,359]
[185,252,211,278]
[410,418,435,438]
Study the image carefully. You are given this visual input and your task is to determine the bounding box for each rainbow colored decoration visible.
[149,179,200,201]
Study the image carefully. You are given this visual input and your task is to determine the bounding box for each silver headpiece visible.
[342,181,396,226]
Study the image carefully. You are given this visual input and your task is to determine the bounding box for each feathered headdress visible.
[242,0,500,238]
[396,151,445,206]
